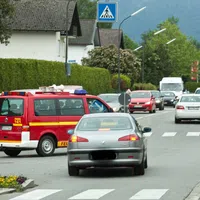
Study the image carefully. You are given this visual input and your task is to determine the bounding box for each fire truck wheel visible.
[36,135,56,157]
[4,149,21,157]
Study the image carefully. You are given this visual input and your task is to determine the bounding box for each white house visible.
[68,19,101,64]
[0,0,82,63]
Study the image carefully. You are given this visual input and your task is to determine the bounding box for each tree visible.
[0,0,14,45]
[82,45,141,83]
[138,16,200,84]
[124,34,138,50]
[77,0,112,28]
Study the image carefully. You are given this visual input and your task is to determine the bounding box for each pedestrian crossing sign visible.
[97,2,118,23]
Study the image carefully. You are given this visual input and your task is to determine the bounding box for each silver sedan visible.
[175,94,200,123]
[67,113,152,176]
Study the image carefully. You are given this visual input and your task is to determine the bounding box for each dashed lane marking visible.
[186,132,200,136]
[162,132,177,137]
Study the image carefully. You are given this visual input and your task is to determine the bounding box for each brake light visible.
[118,134,140,141]
[176,105,184,110]
[69,136,88,143]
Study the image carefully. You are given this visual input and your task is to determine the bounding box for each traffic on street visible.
[1,103,200,200]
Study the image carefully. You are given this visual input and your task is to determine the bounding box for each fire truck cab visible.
[0,86,113,157]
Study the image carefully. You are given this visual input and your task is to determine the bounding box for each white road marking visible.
[135,111,172,120]
[130,189,169,199]
[162,132,177,137]
[10,189,62,200]
[68,189,115,199]
[186,132,200,136]
[143,132,153,137]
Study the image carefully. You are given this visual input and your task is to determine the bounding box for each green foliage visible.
[0,0,14,44]
[132,83,157,90]
[0,59,112,95]
[111,74,131,91]
[82,45,141,83]
[77,0,112,28]
[124,34,138,50]
[185,82,200,93]
[138,16,200,85]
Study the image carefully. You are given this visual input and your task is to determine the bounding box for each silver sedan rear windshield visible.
[76,117,133,131]
[180,96,200,102]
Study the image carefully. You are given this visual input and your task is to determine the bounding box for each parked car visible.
[175,94,200,123]
[98,93,127,112]
[67,113,151,176]
[128,90,156,113]
[161,91,177,107]
[150,90,164,110]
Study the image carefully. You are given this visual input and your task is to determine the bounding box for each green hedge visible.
[111,74,131,91]
[0,59,112,95]
[185,82,200,93]
[132,83,157,90]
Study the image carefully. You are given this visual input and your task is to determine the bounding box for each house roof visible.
[99,29,124,49]
[9,0,81,37]
[69,19,100,46]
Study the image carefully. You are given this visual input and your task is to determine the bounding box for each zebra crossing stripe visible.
[129,189,169,199]
[186,132,200,136]
[9,189,62,200]
[68,189,115,199]
[162,132,177,137]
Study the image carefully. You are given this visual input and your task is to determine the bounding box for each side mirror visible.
[143,127,152,133]
[67,129,74,135]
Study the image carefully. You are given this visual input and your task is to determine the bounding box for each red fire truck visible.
[0,86,113,157]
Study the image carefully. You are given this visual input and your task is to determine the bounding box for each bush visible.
[0,175,27,192]
[0,59,112,95]
[185,82,200,93]
[111,74,131,91]
[132,83,157,90]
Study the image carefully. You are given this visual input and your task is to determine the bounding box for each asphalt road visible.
[1,107,200,200]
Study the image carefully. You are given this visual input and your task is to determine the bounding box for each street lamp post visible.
[65,0,73,75]
[117,6,146,93]
[134,28,167,83]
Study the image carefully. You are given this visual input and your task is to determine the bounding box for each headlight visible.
[171,99,174,102]
[145,101,151,104]
[156,100,161,103]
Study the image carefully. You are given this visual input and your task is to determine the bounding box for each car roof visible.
[82,113,133,119]
[131,90,151,92]
[180,94,200,96]
[98,93,120,95]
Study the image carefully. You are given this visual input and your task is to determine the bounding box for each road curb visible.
[184,182,200,200]
[0,179,35,195]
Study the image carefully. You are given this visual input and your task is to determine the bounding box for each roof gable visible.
[99,29,124,49]
[69,19,99,45]
[9,0,81,36]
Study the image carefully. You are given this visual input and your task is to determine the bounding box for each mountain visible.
[104,0,200,43]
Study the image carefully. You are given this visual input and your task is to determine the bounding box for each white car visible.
[175,94,200,123]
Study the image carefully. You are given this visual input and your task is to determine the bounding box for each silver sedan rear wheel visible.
[134,158,145,176]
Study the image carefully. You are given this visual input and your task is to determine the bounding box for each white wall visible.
[0,31,63,62]
[0,31,95,65]
[68,45,94,65]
